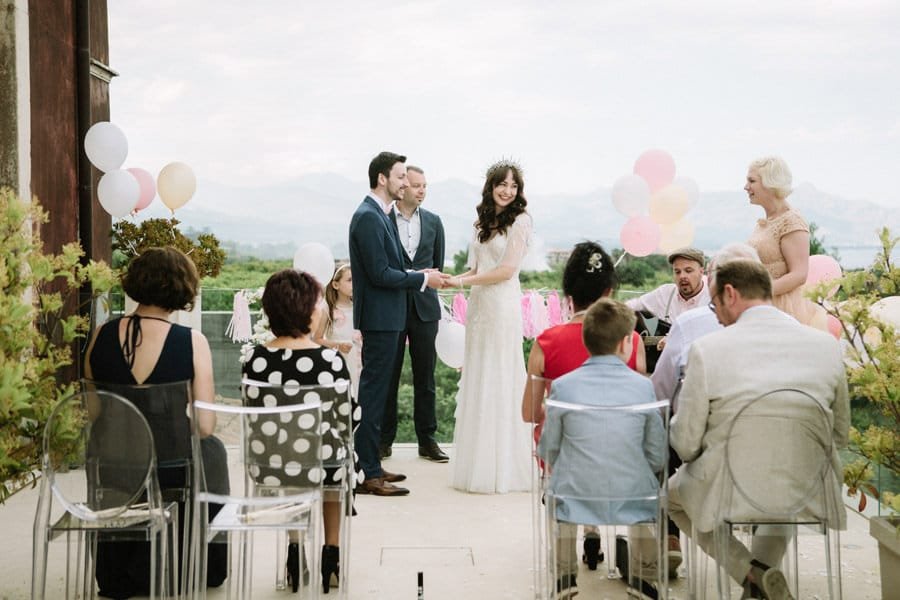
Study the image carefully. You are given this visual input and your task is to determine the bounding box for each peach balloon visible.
[649,184,689,225]
[157,162,197,212]
[658,218,696,253]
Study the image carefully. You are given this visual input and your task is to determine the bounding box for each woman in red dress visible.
[521,241,645,570]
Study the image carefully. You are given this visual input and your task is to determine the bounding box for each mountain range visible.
[135,173,898,269]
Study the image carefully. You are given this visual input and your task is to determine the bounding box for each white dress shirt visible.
[626,279,711,322]
[393,205,421,260]
[651,304,722,411]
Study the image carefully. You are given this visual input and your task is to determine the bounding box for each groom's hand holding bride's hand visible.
[422,269,447,289]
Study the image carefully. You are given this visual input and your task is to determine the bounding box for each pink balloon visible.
[633,149,676,193]
[806,255,842,286]
[620,216,661,257]
[127,167,156,211]
[826,314,842,340]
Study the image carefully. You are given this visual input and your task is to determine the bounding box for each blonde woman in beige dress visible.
[745,156,827,330]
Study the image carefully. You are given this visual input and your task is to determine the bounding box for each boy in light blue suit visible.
[538,298,667,598]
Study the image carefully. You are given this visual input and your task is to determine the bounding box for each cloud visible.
[106,1,900,208]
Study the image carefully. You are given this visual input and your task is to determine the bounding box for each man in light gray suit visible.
[669,259,849,599]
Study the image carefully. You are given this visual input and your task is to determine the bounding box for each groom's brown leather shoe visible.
[356,477,409,496]
[381,469,407,483]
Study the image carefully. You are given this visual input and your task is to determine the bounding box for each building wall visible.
[28,2,79,255]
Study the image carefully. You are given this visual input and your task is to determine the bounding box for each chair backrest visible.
[527,374,552,426]
[241,378,353,472]
[540,396,670,526]
[723,387,834,519]
[191,399,323,500]
[83,379,193,486]
[44,390,159,521]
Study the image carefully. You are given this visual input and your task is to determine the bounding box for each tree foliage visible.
[0,189,116,501]
[812,227,900,513]
[112,217,226,278]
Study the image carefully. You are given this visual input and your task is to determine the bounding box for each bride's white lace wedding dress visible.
[451,213,534,494]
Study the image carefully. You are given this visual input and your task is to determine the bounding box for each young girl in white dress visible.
[447,160,534,494]
[315,264,363,398]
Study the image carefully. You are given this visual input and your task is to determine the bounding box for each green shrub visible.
[0,189,115,501]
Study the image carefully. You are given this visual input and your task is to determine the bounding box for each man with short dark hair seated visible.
[669,260,849,599]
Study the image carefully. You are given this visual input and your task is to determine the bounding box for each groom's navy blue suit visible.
[349,195,426,479]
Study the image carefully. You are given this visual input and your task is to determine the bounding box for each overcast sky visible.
[108,1,900,208]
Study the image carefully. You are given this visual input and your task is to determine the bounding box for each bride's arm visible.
[450,215,531,287]
[522,342,546,423]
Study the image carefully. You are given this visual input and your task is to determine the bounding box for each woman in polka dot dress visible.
[242,269,362,593]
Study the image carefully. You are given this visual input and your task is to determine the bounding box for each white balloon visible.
[870,296,900,329]
[293,243,335,286]
[435,320,465,369]
[97,169,140,218]
[84,121,128,172]
[611,174,651,217]
[673,176,700,209]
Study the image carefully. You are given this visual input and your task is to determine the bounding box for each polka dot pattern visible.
[242,345,361,491]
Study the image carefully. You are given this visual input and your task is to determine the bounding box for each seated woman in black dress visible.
[84,246,228,597]
[242,269,361,594]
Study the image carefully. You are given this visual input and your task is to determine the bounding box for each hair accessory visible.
[586,252,604,273]
[485,157,523,180]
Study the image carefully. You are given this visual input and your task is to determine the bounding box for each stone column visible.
[0,0,30,198]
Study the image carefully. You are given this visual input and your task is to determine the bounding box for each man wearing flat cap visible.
[626,247,710,325]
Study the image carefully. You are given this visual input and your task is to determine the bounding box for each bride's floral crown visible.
[486,158,523,180]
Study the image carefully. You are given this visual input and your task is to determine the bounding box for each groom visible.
[349,152,445,496]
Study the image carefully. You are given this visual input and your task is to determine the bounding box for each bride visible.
[447,159,534,494]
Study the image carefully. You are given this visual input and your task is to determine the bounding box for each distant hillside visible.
[136,173,898,267]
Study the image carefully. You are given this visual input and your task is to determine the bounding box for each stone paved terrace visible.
[2,442,884,599]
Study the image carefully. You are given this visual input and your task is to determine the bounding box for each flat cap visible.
[667,247,705,266]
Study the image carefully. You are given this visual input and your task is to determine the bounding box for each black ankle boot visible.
[321,545,340,593]
[582,533,604,570]
[286,542,300,593]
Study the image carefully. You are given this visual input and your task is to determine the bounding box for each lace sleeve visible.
[466,225,478,270]
[499,213,533,271]
[774,210,809,240]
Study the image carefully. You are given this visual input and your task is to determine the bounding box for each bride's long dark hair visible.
[475,161,528,243]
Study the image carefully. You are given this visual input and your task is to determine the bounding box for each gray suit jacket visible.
[390,207,445,323]
[671,305,849,532]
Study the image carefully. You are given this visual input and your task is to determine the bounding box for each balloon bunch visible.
[612,149,700,258]
[84,121,197,218]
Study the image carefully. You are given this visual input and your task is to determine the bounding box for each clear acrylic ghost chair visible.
[83,378,195,596]
[539,396,671,600]
[241,378,356,598]
[528,374,551,600]
[189,397,324,599]
[686,388,843,599]
[32,389,178,599]
[529,374,618,598]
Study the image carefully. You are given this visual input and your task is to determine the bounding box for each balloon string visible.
[614,253,627,268]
